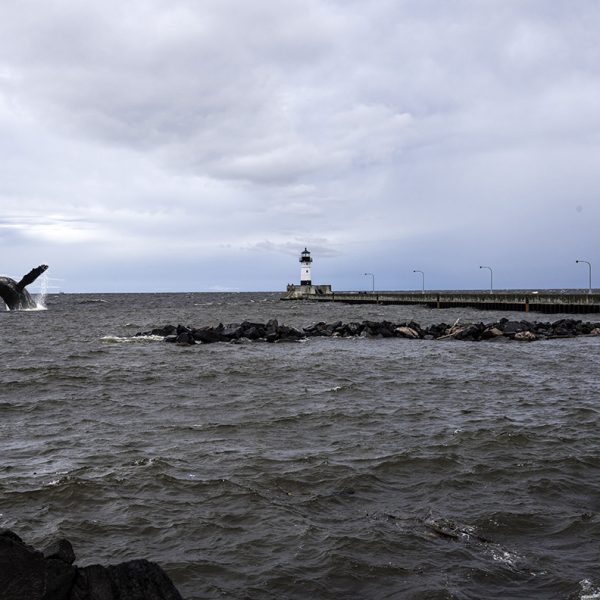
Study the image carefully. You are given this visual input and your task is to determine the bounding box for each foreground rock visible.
[136,318,600,345]
[0,529,183,600]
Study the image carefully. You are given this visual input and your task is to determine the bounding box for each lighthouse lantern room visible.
[299,248,312,286]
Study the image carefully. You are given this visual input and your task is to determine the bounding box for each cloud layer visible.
[1,0,598,291]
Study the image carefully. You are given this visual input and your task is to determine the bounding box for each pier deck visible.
[281,290,600,314]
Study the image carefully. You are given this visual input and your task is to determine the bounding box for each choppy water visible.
[1,293,600,600]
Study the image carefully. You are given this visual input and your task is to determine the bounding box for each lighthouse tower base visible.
[283,283,333,299]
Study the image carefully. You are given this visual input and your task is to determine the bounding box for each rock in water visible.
[69,560,183,600]
[0,530,183,600]
[514,331,537,342]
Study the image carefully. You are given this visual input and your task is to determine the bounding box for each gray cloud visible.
[0,0,599,291]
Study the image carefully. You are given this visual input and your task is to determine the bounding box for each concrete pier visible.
[281,290,600,314]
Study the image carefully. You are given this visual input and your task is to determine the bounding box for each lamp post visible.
[479,265,493,294]
[363,272,375,293]
[576,260,592,295]
[413,270,425,294]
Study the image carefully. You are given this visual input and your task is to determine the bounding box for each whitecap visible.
[490,547,522,569]
[580,579,600,600]
[100,335,163,343]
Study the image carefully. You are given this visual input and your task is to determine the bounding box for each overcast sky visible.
[1,0,598,293]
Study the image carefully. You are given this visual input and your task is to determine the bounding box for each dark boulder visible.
[220,322,242,340]
[0,530,182,600]
[344,322,364,337]
[425,323,449,339]
[326,321,343,335]
[550,318,580,338]
[175,331,196,345]
[376,320,396,338]
[362,320,384,337]
[303,321,330,336]
[406,321,426,337]
[274,324,304,342]
[500,321,528,336]
[0,528,75,600]
[44,538,76,565]
[150,325,177,337]
[192,324,225,343]
[237,321,266,340]
[481,326,503,340]
[70,560,183,600]
[452,323,486,341]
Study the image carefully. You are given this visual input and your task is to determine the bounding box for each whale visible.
[0,265,48,310]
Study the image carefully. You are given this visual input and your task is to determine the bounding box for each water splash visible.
[580,579,600,600]
[34,271,49,309]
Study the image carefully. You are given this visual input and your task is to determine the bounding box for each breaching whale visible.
[0,265,48,310]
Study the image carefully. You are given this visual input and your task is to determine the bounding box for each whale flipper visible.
[0,264,48,310]
[17,264,48,290]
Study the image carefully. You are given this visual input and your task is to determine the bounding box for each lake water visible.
[1,292,600,599]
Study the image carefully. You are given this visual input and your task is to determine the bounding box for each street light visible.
[363,272,375,292]
[576,260,592,295]
[479,265,493,294]
[413,270,425,294]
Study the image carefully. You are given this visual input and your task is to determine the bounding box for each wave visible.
[100,335,164,343]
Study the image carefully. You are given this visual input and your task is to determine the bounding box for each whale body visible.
[0,265,48,310]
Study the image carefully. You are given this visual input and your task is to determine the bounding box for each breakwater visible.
[137,317,600,344]
[281,290,600,314]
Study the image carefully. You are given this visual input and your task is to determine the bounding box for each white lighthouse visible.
[299,248,312,286]
[283,248,331,298]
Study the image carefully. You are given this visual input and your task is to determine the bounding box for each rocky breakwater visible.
[137,318,600,345]
[0,529,183,600]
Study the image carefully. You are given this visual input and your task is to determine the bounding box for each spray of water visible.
[35,271,49,310]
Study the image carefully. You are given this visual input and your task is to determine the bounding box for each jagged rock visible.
[275,324,304,342]
[150,325,177,337]
[303,321,329,336]
[192,324,226,343]
[395,326,419,339]
[138,319,600,346]
[345,322,363,336]
[0,529,71,600]
[377,321,396,337]
[501,321,527,335]
[44,538,76,565]
[481,326,503,339]
[444,325,465,339]
[237,321,266,340]
[0,530,182,600]
[452,323,485,341]
[69,560,182,600]
[175,331,196,345]
[362,320,383,337]
[514,331,537,342]
[426,323,449,338]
